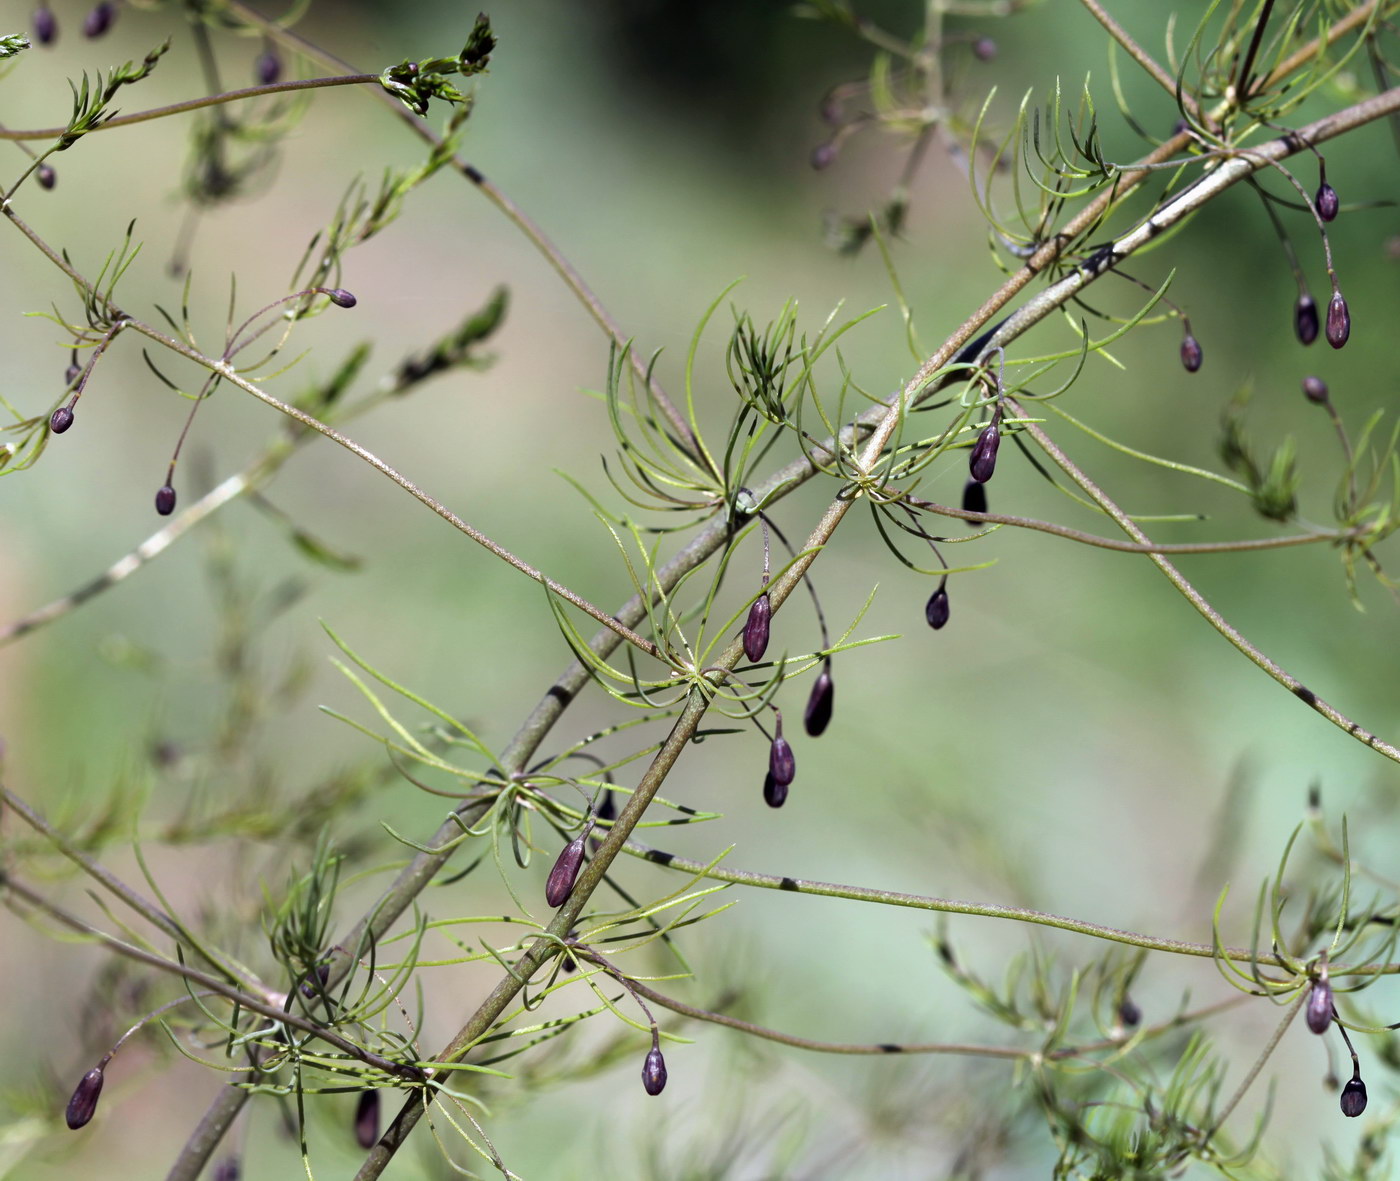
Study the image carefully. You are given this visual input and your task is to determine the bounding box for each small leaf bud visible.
[969,423,1000,483]
[962,477,987,517]
[972,36,998,62]
[37,163,56,190]
[743,593,771,663]
[925,586,950,630]
[545,837,586,908]
[769,734,795,787]
[34,7,57,45]
[763,769,787,808]
[354,1089,380,1149]
[327,288,357,308]
[83,2,114,38]
[803,668,834,738]
[155,484,177,516]
[1316,181,1339,222]
[1325,292,1350,349]
[1302,375,1328,404]
[1306,980,1333,1034]
[65,1066,105,1129]
[642,1046,667,1095]
[1294,293,1319,346]
[1341,1072,1367,1118]
[50,405,74,433]
[1180,333,1203,372]
[255,48,282,86]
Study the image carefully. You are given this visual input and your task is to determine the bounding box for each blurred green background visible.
[2,1,1400,1177]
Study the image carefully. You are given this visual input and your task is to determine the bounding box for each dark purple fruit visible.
[255,48,282,86]
[763,769,787,808]
[972,36,997,62]
[1316,182,1339,222]
[642,1046,667,1095]
[545,837,585,908]
[969,423,1000,483]
[1326,293,1350,348]
[1180,333,1203,372]
[34,7,56,44]
[65,1066,104,1129]
[83,2,114,37]
[155,484,177,516]
[769,735,795,787]
[743,593,771,663]
[50,406,74,433]
[1294,293,1319,345]
[1118,996,1141,1028]
[213,1158,241,1181]
[37,164,56,190]
[925,586,950,630]
[1305,980,1333,1034]
[1302,375,1328,404]
[327,288,357,308]
[354,1089,380,1149]
[1340,1073,1367,1118]
[803,668,834,738]
[810,142,837,170]
[962,477,987,516]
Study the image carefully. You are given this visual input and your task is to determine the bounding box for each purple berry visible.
[213,1158,241,1181]
[803,668,834,738]
[37,164,56,190]
[1294,293,1319,345]
[1316,182,1339,222]
[969,423,1000,484]
[1180,333,1203,372]
[34,7,56,44]
[769,735,795,787]
[925,586,950,630]
[641,1046,667,1095]
[354,1089,380,1149]
[50,406,74,434]
[255,48,282,86]
[1326,292,1350,348]
[1340,1073,1367,1117]
[1118,996,1141,1028]
[545,837,585,908]
[65,1066,104,1130]
[83,1,114,38]
[1305,980,1333,1034]
[962,477,987,516]
[327,288,357,308]
[1302,375,1328,404]
[743,593,771,663]
[763,769,788,808]
[155,484,177,516]
[972,36,997,62]
[810,142,837,170]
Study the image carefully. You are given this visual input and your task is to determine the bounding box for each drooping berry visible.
[641,1046,668,1095]
[1294,293,1319,346]
[34,7,56,44]
[37,164,56,190]
[810,142,837,170]
[1118,996,1141,1028]
[155,484,177,516]
[925,586,950,630]
[972,36,998,62]
[353,1089,380,1149]
[969,423,1000,484]
[326,288,357,308]
[65,1066,105,1129]
[1325,292,1350,349]
[743,593,771,663]
[255,48,282,86]
[769,734,795,787]
[83,2,115,37]
[545,836,586,908]
[1340,1072,1367,1117]
[1316,182,1339,222]
[763,769,787,808]
[803,668,834,738]
[65,361,81,384]
[50,406,74,434]
[213,1158,241,1181]
[1180,333,1203,372]
[1302,375,1329,404]
[962,478,987,516]
[1305,980,1334,1034]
